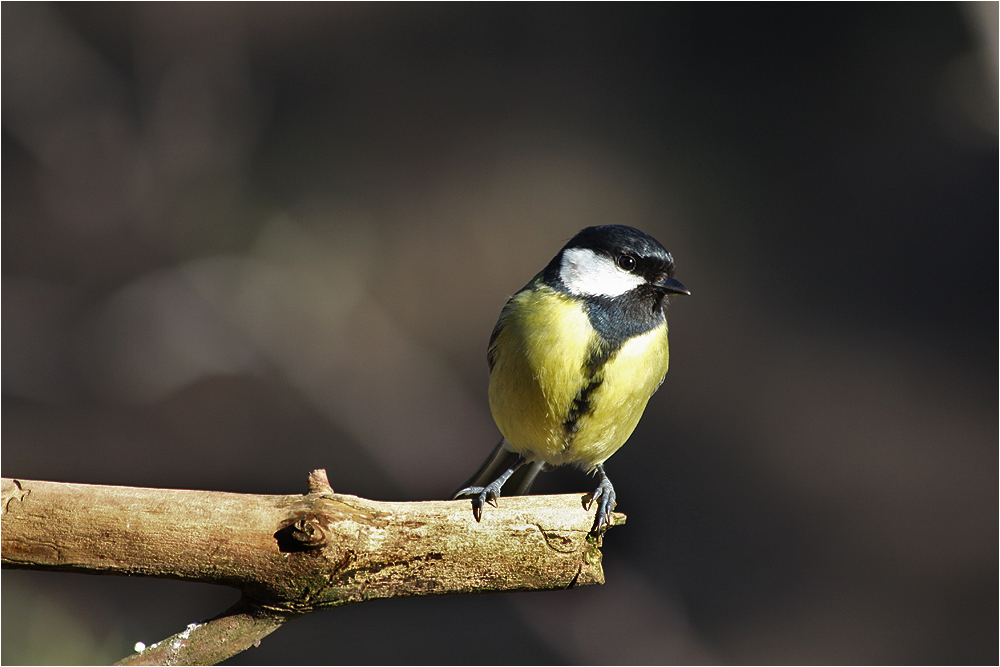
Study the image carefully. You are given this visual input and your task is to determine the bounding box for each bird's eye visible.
[617,255,637,272]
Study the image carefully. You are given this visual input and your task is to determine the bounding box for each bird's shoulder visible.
[487,276,579,371]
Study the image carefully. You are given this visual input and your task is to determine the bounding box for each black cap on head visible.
[563,225,679,281]
[565,225,669,262]
[539,224,689,297]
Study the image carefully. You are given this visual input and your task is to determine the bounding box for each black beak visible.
[658,276,690,296]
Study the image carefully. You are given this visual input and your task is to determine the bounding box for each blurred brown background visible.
[2,2,997,664]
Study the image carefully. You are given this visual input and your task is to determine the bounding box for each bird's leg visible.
[453,455,526,522]
[584,464,617,535]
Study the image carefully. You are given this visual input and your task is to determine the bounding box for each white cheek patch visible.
[559,247,646,297]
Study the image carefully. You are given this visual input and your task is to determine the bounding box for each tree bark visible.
[1,471,622,665]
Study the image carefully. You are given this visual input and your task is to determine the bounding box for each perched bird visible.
[454,225,689,535]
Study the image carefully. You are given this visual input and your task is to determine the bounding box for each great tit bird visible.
[454,224,689,535]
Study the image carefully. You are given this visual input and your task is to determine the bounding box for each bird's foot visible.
[453,454,526,522]
[454,480,505,522]
[584,466,617,536]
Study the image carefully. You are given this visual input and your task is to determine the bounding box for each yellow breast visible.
[487,284,669,470]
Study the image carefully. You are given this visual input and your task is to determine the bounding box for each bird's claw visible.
[587,475,617,536]
[453,454,526,523]
[455,482,504,522]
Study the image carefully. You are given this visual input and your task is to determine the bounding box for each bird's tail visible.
[452,438,544,499]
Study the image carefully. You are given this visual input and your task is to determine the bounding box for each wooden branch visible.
[1,471,624,665]
[119,600,294,666]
